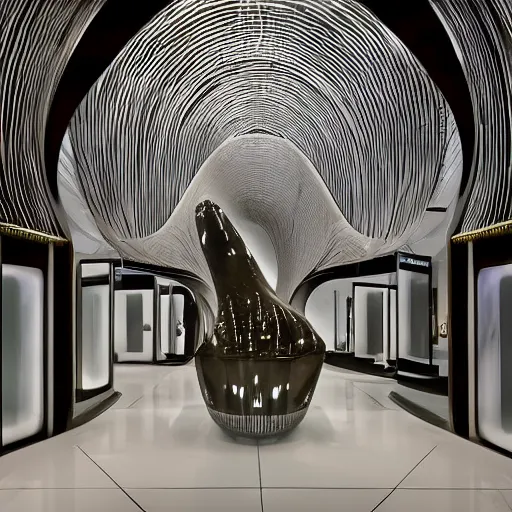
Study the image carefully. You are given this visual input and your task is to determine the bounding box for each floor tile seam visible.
[119,487,512,491]
[394,445,438,489]
[259,486,512,491]
[126,396,144,409]
[389,488,512,491]
[498,490,512,512]
[370,489,396,511]
[2,487,512,491]
[257,441,264,512]
[372,445,439,510]
[373,488,512,512]
[122,487,262,490]
[0,487,126,491]
[351,383,396,411]
[75,445,147,512]
[260,487,393,491]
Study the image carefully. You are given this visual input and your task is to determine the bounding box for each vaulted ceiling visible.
[1,0,511,299]
[60,0,462,299]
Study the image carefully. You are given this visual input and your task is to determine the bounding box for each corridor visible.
[1,364,512,511]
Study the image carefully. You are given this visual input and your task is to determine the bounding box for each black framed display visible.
[472,233,512,456]
[448,240,470,438]
[114,272,157,363]
[352,282,396,365]
[76,260,114,402]
[396,252,435,376]
[432,287,438,344]
[333,290,340,351]
[172,285,198,357]
[0,236,50,453]
[157,284,171,361]
[345,296,353,353]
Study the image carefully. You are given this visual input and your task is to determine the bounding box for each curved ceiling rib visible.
[0,0,107,237]
[358,0,474,196]
[430,0,512,235]
[57,133,116,256]
[45,0,181,200]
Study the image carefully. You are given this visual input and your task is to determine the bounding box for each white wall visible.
[160,294,170,354]
[172,294,186,355]
[230,217,278,291]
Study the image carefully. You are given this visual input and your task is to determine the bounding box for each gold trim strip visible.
[452,220,512,244]
[0,223,68,245]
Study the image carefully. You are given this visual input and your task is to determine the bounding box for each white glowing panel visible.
[160,294,170,354]
[381,290,389,364]
[353,286,386,361]
[477,264,512,452]
[397,270,430,364]
[388,289,398,360]
[115,290,154,362]
[172,294,185,355]
[81,285,110,390]
[81,262,109,278]
[2,265,44,445]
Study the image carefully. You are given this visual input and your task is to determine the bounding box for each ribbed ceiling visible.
[2,0,510,292]
[0,0,107,237]
[430,0,512,234]
[67,0,461,248]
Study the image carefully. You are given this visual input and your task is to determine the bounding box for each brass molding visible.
[452,220,512,244]
[0,223,69,245]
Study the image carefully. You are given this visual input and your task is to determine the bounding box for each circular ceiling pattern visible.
[66,0,461,249]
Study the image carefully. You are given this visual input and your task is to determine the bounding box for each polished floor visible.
[1,364,512,511]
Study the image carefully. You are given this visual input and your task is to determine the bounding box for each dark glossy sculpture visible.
[195,200,325,438]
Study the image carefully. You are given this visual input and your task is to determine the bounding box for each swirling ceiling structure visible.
[0,0,106,238]
[430,0,512,234]
[1,0,511,302]
[68,0,460,241]
[57,133,115,256]
[61,0,462,300]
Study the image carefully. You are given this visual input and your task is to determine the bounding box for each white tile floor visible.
[1,364,512,511]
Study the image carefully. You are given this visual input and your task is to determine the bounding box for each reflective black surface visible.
[195,200,325,438]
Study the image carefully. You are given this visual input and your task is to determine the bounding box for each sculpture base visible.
[207,406,308,439]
